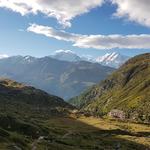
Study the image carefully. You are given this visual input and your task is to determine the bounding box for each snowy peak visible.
[51,50,82,62]
[50,50,130,68]
[23,55,36,63]
[0,52,129,68]
[95,52,130,68]
[95,52,119,63]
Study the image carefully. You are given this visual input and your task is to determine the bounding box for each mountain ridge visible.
[50,50,130,68]
[50,50,82,62]
[0,55,114,99]
[0,78,73,110]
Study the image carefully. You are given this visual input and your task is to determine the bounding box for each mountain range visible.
[0,55,114,100]
[50,50,130,68]
[69,53,150,122]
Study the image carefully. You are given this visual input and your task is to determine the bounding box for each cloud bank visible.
[1,0,150,28]
[28,24,150,49]
[0,0,103,27]
[112,0,150,28]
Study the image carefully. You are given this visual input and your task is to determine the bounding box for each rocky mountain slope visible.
[69,53,150,122]
[0,56,114,100]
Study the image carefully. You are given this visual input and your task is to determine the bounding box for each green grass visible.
[0,111,150,150]
[31,116,150,150]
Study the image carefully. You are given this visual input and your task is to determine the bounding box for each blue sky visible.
[0,0,150,58]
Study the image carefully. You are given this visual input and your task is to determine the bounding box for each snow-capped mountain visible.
[50,50,130,68]
[94,52,130,68]
[51,50,82,62]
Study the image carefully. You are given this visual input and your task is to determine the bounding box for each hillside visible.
[0,56,114,99]
[0,78,76,149]
[69,53,150,122]
[0,80,149,149]
[0,78,73,116]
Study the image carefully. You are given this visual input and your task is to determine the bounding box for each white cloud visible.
[27,23,80,41]
[0,0,103,27]
[54,49,75,54]
[111,0,150,27]
[1,1,150,28]
[0,54,9,59]
[74,34,150,49]
[27,24,150,49]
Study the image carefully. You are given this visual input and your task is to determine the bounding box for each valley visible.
[0,115,150,150]
[0,74,149,150]
[0,56,114,100]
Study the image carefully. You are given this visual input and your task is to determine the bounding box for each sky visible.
[0,0,150,58]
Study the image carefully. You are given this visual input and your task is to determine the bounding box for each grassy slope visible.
[69,53,150,122]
